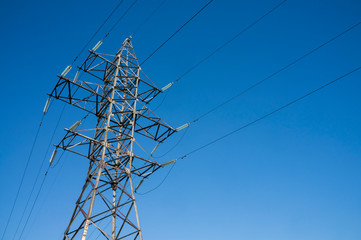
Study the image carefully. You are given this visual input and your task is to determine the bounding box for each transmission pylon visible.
[49,37,176,240]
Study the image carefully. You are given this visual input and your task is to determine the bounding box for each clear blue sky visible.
[1,0,361,239]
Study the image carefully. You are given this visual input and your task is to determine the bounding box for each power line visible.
[16,149,67,240]
[71,0,126,65]
[140,0,215,66]
[17,165,51,240]
[10,1,136,233]
[2,1,141,238]
[135,66,361,195]
[175,0,288,83]
[11,104,66,240]
[15,113,88,240]
[179,65,361,160]
[102,0,139,41]
[0,113,45,240]
[131,0,168,37]
[154,0,288,110]
[188,20,361,124]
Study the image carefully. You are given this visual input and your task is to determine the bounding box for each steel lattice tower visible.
[49,38,176,240]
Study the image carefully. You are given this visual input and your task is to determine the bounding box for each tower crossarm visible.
[55,128,163,168]
[49,75,106,116]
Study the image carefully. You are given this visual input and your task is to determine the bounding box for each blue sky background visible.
[1,0,361,239]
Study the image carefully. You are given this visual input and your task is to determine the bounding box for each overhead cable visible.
[10,104,66,240]
[68,0,138,71]
[175,0,288,83]
[131,0,168,37]
[136,66,361,195]
[178,65,361,160]
[0,106,49,240]
[70,0,126,66]
[140,0,215,65]
[102,0,139,41]
[17,165,52,240]
[156,0,288,106]
[187,20,361,124]
[15,112,89,239]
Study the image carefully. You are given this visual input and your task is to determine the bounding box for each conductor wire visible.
[0,111,46,240]
[155,0,288,110]
[131,0,168,37]
[175,0,288,83]
[11,104,67,240]
[140,0,215,65]
[180,65,361,159]
[71,0,126,65]
[188,20,361,124]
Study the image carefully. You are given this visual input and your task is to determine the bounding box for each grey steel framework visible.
[49,38,176,240]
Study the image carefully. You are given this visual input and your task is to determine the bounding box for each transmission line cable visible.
[140,0,215,65]
[0,106,49,240]
[175,0,287,83]
[131,0,168,37]
[11,104,66,240]
[3,2,136,238]
[15,113,89,240]
[74,0,139,63]
[102,0,139,41]
[150,0,289,156]
[62,0,134,77]
[179,19,361,126]
[179,65,361,160]
[139,65,361,195]
[17,148,68,240]
[17,163,53,240]
[70,0,126,65]
[154,0,287,109]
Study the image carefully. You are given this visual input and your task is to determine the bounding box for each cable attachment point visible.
[43,98,51,113]
[74,70,80,81]
[69,120,82,131]
[49,148,58,165]
[92,40,103,51]
[151,143,160,156]
[135,178,144,192]
[175,123,190,132]
[161,82,174,92]
[161,159,177,167]
[61,65,72,77]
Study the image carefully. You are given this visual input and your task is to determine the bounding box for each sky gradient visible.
[0,0,361,239]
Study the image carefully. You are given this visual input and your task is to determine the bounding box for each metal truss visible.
[49,38,175,240]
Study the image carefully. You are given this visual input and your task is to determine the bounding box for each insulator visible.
[135,178,144,191]
[61,65,72,77]
[161,159,177,167]
[150,143,160,156]
[49,148,58,164]
[144,96,154,102]
[43,98,51,113]
[161,82,174,92]
[74,70,80,81]
[141,172,152,177]
[175,123,190,132]
[69,120,81,131]
[92,40,103,51]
